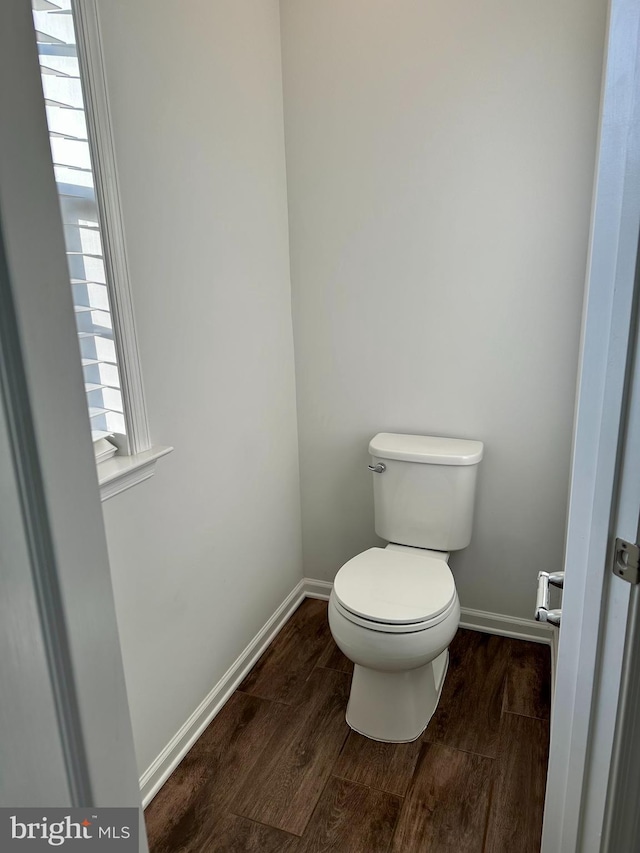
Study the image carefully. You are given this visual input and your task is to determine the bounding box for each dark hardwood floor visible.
[145,598,551,852]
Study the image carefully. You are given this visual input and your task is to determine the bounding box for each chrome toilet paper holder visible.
[535,570,564,627]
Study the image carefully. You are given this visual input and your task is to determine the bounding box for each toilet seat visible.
[333,547,456,633]
[331,594,458,634]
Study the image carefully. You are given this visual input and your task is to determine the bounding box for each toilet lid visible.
[334,547,456,625]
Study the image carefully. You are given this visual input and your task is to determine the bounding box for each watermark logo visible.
[2,809,138,851]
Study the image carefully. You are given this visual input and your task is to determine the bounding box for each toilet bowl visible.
[329,544,460,742]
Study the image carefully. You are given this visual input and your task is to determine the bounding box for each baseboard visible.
[459,606,554,645]
[140,577,553,806]
[139,578,307,806]
[303,578,333,600]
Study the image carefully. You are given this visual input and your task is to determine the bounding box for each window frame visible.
[70,0,171,500]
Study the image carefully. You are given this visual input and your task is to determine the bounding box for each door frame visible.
[0,0,146,836]
[542,1,640,850]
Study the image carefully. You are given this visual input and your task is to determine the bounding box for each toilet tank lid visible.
[369,433,483,465]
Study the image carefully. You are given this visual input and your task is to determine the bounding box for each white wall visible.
[280,0,607,618]
[96,0,302,776]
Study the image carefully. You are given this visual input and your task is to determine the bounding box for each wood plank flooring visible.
[235,667,350,834]
[391,743,493,853]
[145,598,551,852]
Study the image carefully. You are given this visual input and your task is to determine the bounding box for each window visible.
[31,0,171,498]
[33,0,123,451]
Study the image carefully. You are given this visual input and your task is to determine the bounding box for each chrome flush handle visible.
[368,463,386,473]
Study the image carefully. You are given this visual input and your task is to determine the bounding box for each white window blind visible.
[32,0,125,447]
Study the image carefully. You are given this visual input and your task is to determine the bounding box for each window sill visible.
[98,445,173,502]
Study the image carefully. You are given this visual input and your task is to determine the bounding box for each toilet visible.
[328,432,483,743]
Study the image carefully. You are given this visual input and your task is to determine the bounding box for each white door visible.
[0,0,147,845]
[542,0,640,850]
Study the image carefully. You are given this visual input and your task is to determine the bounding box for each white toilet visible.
[328,432,483,743]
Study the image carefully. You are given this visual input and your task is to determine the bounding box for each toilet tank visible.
[369,433,483,551]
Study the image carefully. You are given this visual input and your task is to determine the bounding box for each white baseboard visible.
[303,578,333,600]
[459,605,554,645]
[139,577,554,806]
[139,578,308,806]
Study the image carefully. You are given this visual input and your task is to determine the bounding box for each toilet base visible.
[345,649,449,743]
